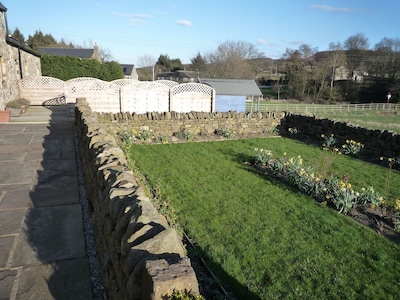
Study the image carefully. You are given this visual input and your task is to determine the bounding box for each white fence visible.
[121,81,170,114]
[248,102,400,113]
[19,76,65,105]
[65,78,121,113]
[170,83,215,112]
[19,76,215,113]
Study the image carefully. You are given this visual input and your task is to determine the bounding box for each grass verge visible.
[127,138,400,299]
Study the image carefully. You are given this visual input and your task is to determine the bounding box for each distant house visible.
[120,64,138,80]
[199,78,262,112]
[0,2,41,109]
[155,70,201,83]
[37,45,102,62]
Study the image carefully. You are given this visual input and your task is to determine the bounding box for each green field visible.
[127,138,400,299]
[246,102,400,133]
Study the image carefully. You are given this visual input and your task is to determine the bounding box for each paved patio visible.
[0,106,99,299]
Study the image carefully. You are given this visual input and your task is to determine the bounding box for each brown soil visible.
[348,206,400,244]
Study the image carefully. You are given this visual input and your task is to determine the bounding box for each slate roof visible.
[37,47,94,58]
[199,78,262,96]
[121,64,135,76]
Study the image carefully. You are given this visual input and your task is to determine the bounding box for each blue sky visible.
[4,1,400,65]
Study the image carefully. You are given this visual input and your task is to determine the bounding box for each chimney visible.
[93,43,101,62]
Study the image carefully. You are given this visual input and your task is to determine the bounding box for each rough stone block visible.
[124,228,185,276]
[140,258,199,300]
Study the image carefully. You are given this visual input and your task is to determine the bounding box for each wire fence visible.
[247,102,400,113]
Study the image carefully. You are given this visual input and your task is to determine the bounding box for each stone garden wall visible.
[98,109,285,137]
[74,99,199,300]
[281,113,400,158]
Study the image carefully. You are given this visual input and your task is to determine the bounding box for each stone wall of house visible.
[75,98,199,300]
[98,109,285,137]
[0,7,41,109]
[281,113,400,158]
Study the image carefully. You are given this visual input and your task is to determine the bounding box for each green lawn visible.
[311,110,400,133]
[127,138,400,299]
[246,102,400,133]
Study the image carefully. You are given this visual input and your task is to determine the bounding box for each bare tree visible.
[343,33,370,100]
[137,54,156,81]
[283,44,317,100]
[204,40,260,79]
[343,33,370,77]
[99,47,113,62]
[328,42,345,99]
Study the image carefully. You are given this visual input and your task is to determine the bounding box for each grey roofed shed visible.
[199,78,262,112]
[199,78,262,96]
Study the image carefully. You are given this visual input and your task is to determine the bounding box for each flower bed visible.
[254,148,400,235]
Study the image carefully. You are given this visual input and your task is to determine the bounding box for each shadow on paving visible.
[12,106,94,299]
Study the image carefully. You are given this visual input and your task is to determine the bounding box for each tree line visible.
[12,28,400,102]
[280,33,400,103]
[138,34,400,103]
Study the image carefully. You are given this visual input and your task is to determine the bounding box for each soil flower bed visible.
[254,148,400,243]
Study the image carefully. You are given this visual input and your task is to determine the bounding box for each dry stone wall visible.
[98,110,285,137]
[281,113,400,158]
[75,99,199,300]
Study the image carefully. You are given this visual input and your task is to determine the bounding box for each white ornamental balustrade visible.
[19,76,65,105]
[111,78,139,87]
[170,83,215,113]
[65,77,120,113]
[155,80,178,88]
[120,81,170,113]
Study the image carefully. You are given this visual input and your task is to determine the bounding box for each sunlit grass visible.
[127,138,400,299]
[246,102,400,133]
[313,110,400,133]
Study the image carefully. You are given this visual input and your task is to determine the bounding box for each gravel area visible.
[74,129,106,300]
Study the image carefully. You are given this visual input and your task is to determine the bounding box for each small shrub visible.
[341,139,364,156]
[254,148,273,165]
[321,133,336,151]
[118,130,135,144]
[215,128,236,138]
[357,186,384,207]
[173,129,195,141]
[136,129,151,141]
[117,128,153,143]
[153,135,169,144]
[288,127,298,136]
[6,98,31,109]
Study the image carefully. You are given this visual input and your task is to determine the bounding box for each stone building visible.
[0,2,41,109]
